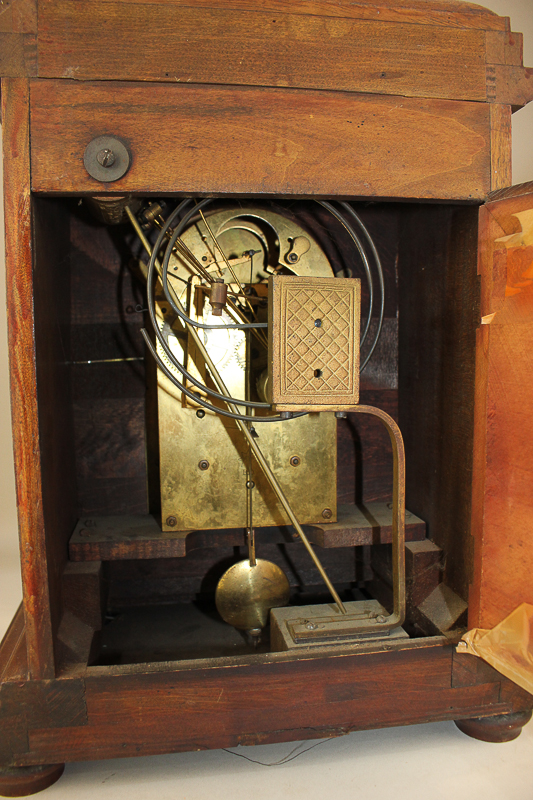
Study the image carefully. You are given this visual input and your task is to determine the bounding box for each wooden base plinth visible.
[455,710,533,743]
[2,606,533,780]
[0,765,64,798]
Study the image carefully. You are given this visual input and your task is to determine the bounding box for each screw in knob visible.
[84,135,131,183]
[289,455,301,467]
[96,148,116,168]
[198,460,210,471]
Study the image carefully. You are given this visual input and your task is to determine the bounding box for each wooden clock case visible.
[1,0,533,794]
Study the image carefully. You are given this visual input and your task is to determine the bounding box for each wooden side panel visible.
[470,186,533,629]
[29,80,491,200]
[1,78,54,679]
[398,205,480,603]
[32,196,78,674]
[68,209,147,517]
[36,2,490,102]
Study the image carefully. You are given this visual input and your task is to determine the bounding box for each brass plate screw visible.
[289,455,301,467]
[198,460,210,471]
[166,516,177,527]
[322,508,333,519]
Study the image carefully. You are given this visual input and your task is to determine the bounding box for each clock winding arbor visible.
[1,0,533,795]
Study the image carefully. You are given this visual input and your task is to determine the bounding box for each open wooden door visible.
[471,181,533,629]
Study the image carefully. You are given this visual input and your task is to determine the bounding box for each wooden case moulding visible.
[38,2,488,102]
[4,0,533,109]
[29,79,492,199]
[35,0,513,34]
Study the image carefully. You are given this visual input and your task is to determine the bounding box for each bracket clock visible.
[1,0,533,795]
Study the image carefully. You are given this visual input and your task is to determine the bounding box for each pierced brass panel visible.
[268,275,360,411]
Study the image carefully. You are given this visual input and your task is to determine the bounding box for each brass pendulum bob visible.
[215,451,290,635]
[215,528,290,634]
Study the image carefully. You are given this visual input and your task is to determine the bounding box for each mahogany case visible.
[1,0,533,792]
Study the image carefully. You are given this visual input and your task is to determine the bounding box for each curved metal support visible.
[351,405,406,632]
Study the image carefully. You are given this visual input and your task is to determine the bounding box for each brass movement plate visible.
[268,275,360,410]
[159,398,337,532]
[155,206,339,532]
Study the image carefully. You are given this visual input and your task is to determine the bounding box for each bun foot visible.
[0,764,65,797]
[455,709,532,743]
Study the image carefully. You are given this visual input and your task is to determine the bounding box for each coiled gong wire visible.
[140,199,385,424]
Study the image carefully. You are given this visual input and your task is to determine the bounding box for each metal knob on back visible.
[83,135,131,182]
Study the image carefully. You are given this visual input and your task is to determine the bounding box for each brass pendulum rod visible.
[246,439,256,567]
[127,207,346,615]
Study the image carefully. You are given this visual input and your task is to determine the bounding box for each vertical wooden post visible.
[2,77,55,679]
[489,103,512,191]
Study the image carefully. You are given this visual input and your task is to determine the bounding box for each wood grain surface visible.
[3,636,526,766]
[37,1,491,102]
[469,185,533,629]
[29,79,492,199]
[0,32,37,77]
[67,503,426,561]
[398,204,480,604]
[1,78,55,680]
[54,0,507,30]
[489,103,511,191]
[486,64,533,108]
[0,0,37,33]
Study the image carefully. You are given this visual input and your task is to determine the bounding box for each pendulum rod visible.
[246,436,256,567]
[128,207,347,615]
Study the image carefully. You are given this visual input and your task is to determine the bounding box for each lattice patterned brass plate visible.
[268,275,360,410]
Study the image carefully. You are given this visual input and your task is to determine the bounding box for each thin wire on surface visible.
[222,738,331,767]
